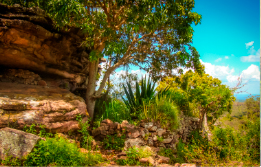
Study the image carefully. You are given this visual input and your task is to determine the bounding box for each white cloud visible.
[201,60,260,94]
[231,54,235,57]
[240,49,260,62]
[201,60,235,81]
[241,64,260,81]
[240,55,260,62]
[241,43,260,62]
[215,58,222,62]
[245,41,254,49]
[225,56,229,59]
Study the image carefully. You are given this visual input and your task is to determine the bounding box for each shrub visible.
[158,148,176,164]
[245,95,260,119]
[142,95,180,130]
[76,115,93,150]
[98,99,131,124]
[116,146,153,166]
[24,135,103,166]
[103,134,126,151]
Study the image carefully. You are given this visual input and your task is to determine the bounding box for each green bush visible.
[142,95,180,130]
[158,148,176,164]
[25,135,103,166]
[116,146,153,166]
[103,134,126,151]
[76,115,93,150]
[244,118,260,162]
[98,99,131,124]
[245,95,260,119]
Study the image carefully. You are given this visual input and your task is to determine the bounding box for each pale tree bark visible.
[86,60,99,119]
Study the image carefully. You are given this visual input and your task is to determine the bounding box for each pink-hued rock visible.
[0,82,88,133]
[157,155,170,164]
[0,127,41,159]
[101,119,113,124]
[180,163,196,167]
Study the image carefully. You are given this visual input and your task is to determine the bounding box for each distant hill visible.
[234,94,260,102]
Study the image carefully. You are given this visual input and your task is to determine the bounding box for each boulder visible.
[0,82,88,133]
[0,127,41,159]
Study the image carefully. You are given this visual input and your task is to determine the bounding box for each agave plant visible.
[122,76,156,115]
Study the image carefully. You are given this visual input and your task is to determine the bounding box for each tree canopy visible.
[157,69,235,126]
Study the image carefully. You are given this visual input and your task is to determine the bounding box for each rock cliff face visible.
[0,3,104,87]
[0,82,87,133]
[0,4,101,133]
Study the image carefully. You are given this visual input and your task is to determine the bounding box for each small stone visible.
[117,151,127,157]
[163,138,172,144]
[122,120,129,125]
[148,156,155,165]
[157,129,166,136]
[145,122,153,129]
[139,158,149,163]
[149,126,157,132]
[128,129,140,138]
[102,119,113,124]
[153,135,157,141]
[140,130,145,138]
[157,155,170,164]
[174,163,181,167]
[37,80,47,86]
[180,163,196,167]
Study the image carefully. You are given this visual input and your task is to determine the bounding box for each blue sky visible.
[108,0,260,95]
[191,0,260,95]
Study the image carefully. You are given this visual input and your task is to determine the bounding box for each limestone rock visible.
[102,119,113,124]
[163,138,172,144]
[0,4,90,85]
[149,126,158,132]
[125,138,145,148]
[0,127,41,159]
[157,155,170,164]
[157,128,166,136]
[127,129,140,138]
[180,163,196,167]
[0,82,88,133]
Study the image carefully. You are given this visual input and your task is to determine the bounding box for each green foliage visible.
[245,95,260,119]
[99,99,131,123]
[243,118,260,162]
[122,76,156,117]
[175,125,260,165]
[157,136,164,143]
[76,115,93,150]
[23,123,53,137]
[157,70,235,125]
[142,95,180,130]
[116,146,153,166]
[158,148,176,164]
[24,135,103,166]
[1,156,23,166]
[103,134,125,151]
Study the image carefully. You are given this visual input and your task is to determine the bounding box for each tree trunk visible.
[202,112,212,141]
[86,61,98,119]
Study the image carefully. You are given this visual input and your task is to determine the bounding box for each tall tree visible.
[2,0,202,119]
